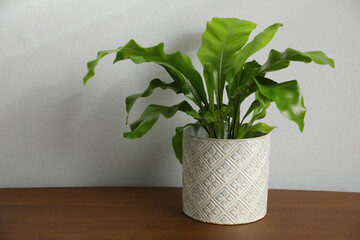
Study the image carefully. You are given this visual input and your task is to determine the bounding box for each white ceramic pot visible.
[182,125,270,225]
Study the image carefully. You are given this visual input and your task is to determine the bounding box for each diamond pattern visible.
[215,189,235,208]
[202,201,221,220]
[229,175,249,193]
[202,145,223,166]
[215,161,236,181]
[243,159,260,180]
[190,156,209,178]
[243,186,259,206]
[229,202,249,222]
[230,148,250,165]
[190,184,209,205]
[202,173,221,194]
[182,132,270,225]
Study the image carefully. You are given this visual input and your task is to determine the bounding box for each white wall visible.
[1,0,359,192]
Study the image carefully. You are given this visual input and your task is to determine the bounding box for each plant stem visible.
[233,98,241,138]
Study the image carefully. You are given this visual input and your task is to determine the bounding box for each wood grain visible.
[0,187,359,240]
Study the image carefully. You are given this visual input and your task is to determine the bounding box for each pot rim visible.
[183,125,270,142]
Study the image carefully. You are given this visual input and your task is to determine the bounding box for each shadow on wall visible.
[1,30,206,187]
[0,8,206,185]
[85,78,182,186]
[165,32,202,54]
[1,77,180,187]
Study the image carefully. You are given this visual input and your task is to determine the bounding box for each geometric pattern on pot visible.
[182,130,270,225]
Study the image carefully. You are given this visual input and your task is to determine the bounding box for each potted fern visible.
[83,17,334,225]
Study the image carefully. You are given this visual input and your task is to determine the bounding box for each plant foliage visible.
[83,17,334,163]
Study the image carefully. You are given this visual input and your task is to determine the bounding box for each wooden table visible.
[0,187,359,240]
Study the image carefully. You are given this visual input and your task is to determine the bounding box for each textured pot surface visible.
[182,126,270,225]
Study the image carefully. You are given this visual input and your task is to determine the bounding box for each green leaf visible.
[245,122,277,138]
[230,61,261,99]
[202,111,217,123]
[203,63,216,112]
[125,78,180,124]
[236,123,249,139]
[258,48,335,74]
[235,23,283,75]
[241,100,261,123]
[114,40,208,109]
[254,77,306,132]
[124,101,194,139]
[185,110,202,120]
[161,65,196,104]
[256,91,271,108]
[228,60,263,138]
[198,18,256,88]
[83,49,119,85]
[239,92,271,138]
[172,126,185,164]
[304,51,335,68]
[172,124,195,164]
